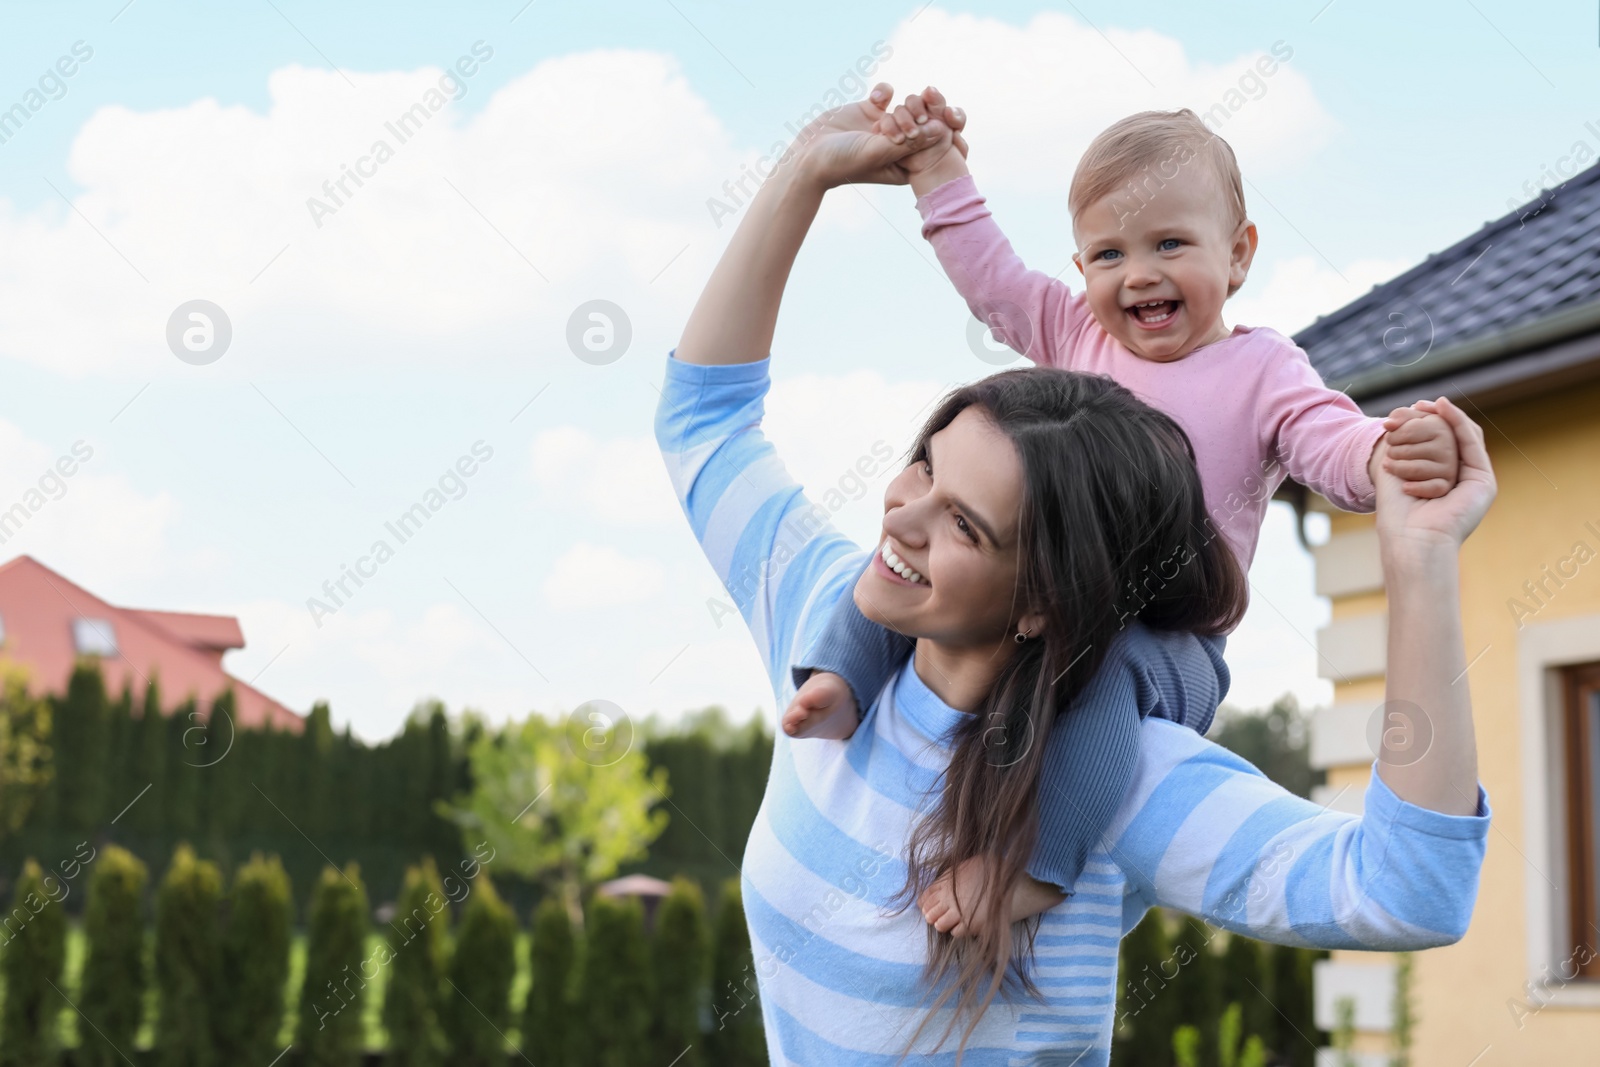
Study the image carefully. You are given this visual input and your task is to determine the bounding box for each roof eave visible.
[1331,296,1600,403]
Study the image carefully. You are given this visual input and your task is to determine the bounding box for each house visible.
[0,553,302,732]
[1287,160,1600,1064]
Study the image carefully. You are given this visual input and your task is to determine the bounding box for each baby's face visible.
[1072,163,1252,363]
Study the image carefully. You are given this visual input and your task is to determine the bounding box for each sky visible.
[1,0,1596,741]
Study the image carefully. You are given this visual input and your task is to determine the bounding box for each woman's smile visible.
[874,538,929,586]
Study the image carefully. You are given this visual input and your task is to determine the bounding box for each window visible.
[72,617,117,656]
[1563,662,1600,980]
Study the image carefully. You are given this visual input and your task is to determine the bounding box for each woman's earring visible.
[1013,629,1030,644]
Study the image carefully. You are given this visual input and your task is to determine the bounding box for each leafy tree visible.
[706,879,764,1067]
[652,876,710,1066]
[295,863,369,1067]
[1211,695,1320,799]
[384,858,449,1067]
[0,660,52,839]
[441,713,669,923]
[155,844,223,1067]
[523,895,577,1067]
[580,895,653,1067]
[443,874,518,1067]
[0,858,67,1066]
[217,853,293,1064]
[80,846,149,1067]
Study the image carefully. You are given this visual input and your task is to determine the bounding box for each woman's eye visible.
[956,515,978,543]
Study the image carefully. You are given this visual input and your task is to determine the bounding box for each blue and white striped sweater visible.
[654,352,1491,1065]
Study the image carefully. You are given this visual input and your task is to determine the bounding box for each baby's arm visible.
[1263,346,1404,514]
[876,88,1092,369]
[783,555,914,739]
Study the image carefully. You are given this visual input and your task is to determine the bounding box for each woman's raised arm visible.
[674,83,947,367]
[1370,396,1496,813]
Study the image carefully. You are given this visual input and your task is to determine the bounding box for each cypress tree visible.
[443,874,517,1067]
[706,879,763,1067]
[295,863,369,1067]
[129,677,166,836]
[52,660,110,830]
[163,699,200,838]
[80,846,149,1067]
[383,858,449,1067]
[0,858,68,1067]
[581,894,653,1067]
[1115,908,1178,1064]
[155,844,223,1067]
[105,682,137,821]
[651,876,710,1066]
[217,853,293,1064]
[523,895,577,1067]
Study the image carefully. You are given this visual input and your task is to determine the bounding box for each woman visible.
[658,84,1495,1066]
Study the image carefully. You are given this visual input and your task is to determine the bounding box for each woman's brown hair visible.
[883,367,1248,1063]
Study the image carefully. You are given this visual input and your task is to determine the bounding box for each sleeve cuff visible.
[665,347,771,383]
[1342,418,1388,511]
[1362,762,1492,840]
[914,172,981,221]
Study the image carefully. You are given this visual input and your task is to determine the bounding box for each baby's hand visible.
[872,86,970,196]
[1382,401,1460,498]
[918,856,1066,938]
[781,671,861,740]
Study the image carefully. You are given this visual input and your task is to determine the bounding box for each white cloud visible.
[530,427,682,527]
[0,421,181,590]
[542,541,663,611]
[873,9,1337,195]
[0,49,743,376]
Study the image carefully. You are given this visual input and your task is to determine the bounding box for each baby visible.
[783,86,1460,938]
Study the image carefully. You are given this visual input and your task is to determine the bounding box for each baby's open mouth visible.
[1127,300,1179,326]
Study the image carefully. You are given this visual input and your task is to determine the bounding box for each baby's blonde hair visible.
[1069,108,1248,296]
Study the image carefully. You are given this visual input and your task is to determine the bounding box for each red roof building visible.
[0,554,302,732]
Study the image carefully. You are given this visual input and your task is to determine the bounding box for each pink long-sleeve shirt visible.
[917,173,1386,571]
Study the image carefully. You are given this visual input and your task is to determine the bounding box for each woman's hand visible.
[1373,397,1496,557]
[790,82,953,191]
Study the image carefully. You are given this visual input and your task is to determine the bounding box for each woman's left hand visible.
[787,82,947,190]
[1374,397,1497,555]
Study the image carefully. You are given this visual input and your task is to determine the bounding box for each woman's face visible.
[855,406,1030,648]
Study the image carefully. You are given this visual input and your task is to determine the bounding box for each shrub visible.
[442,874,517,1067]
[523,895,577,1067]
[80,846,149,1067]
[0,858,68,1067]
[651,876,709,1066]
[580,894,653,1067]
[383,858,449,1067]
[155,844,223,1067]
[217,853,293,1064]
[706,879,764,1067]
[295,864,369,1067]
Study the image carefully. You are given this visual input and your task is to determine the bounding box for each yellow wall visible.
[1319,377,1600,1065]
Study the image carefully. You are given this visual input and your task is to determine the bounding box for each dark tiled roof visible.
[1293,158,1600,395]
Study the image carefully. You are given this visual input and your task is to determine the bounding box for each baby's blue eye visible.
[1159,238,1181,251]
[1096,249,1121,262]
